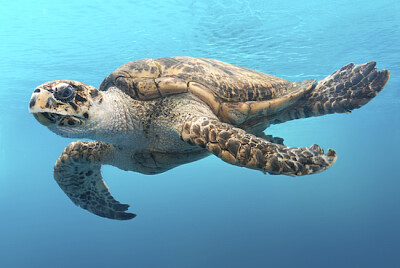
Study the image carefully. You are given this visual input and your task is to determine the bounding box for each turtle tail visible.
[272,61,390,123]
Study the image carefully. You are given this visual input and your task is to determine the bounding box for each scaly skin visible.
[54,141,136,220]
[179,116,337,176]
[267,61,391,125]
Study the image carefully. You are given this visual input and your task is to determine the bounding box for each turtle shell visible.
[99,57,315,125]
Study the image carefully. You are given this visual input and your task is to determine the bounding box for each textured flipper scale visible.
[180,117,337,176]
[273,61,390,123]
[54,141,136,220]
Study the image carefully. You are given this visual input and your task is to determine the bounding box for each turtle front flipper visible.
[180,117,337,176]
[273,61,390,123]
[54,141,136,220]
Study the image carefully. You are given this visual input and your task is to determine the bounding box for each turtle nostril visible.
[34,88,41,93]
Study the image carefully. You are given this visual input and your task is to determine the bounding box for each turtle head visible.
[29,80,104,138]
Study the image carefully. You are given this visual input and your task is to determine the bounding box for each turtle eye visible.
[55,84,75,101]
[62,86,73,98]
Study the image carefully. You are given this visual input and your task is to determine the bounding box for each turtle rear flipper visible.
[54,141,136,220]
[272,61,390,124]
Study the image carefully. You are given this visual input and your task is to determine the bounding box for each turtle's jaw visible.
[33,112,83,127]
[33,112,57,126]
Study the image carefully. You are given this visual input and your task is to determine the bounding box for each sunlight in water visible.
[0,0,399,267]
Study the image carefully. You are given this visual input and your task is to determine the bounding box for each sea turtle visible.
[28,57,390,220]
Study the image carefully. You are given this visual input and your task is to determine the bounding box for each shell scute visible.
[99,57,315,126]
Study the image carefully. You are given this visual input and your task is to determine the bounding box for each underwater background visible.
[1,0,399,267]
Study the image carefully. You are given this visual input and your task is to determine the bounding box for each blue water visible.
[1,0,399,267]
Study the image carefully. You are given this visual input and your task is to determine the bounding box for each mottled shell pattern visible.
[99,57,315,126]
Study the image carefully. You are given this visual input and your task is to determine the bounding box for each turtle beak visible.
[29,93,51,125]
[28,94,38,112]
[29,90,58,113]
[29,89,60,126]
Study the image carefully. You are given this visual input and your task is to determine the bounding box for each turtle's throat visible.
[91,88,147,148]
